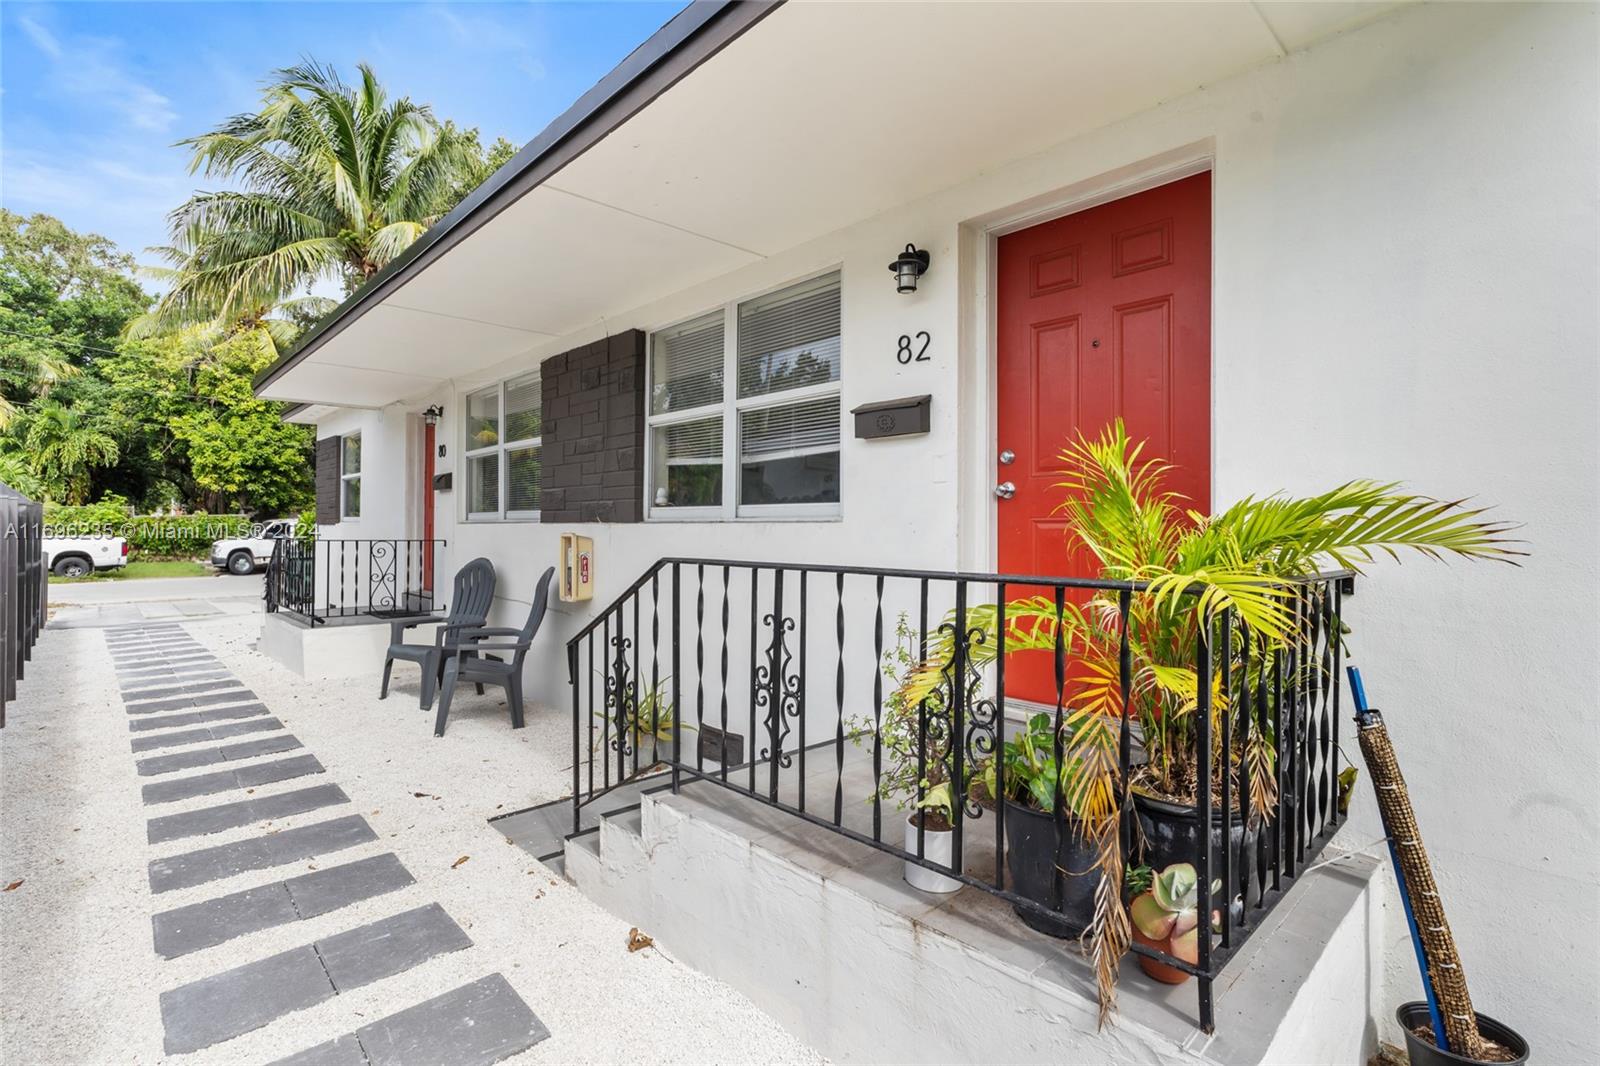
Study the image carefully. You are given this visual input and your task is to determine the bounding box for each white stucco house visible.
[254,2,1597,1062]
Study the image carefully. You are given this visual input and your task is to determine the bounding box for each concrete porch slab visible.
[566,755,1384,1065]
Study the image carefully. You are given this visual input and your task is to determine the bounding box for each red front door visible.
[996,172,1211,701]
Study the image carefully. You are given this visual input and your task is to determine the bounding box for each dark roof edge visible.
[253,0,784,396]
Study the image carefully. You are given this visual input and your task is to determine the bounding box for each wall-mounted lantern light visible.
[888,243,931,294]
[422,404,444,426]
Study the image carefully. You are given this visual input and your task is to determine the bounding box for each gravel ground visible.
[1,612,824,1065]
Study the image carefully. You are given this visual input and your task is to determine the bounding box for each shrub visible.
[43,497,256,557]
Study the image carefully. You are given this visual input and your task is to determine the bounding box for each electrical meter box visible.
[559,533,594,602]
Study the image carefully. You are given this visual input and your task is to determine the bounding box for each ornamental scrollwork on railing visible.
[958,624,999,817]
[927,622,998,819]
[605,632,635,759]
[368,541,398,610]
[756,612,800,766]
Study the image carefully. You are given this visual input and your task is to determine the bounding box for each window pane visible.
[739,397,839,505]
[342,478,361,518]
[651,417,723,508]
[737,272,840,399]
[505,372,541,443]
[469,453,499,514]
[467,388,500,449]
[508,445,541,513]
[651,311,724,414]
[341,434,361,475]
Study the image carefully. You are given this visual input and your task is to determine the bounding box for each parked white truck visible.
[42,534,129,577]
[209,519,299,575]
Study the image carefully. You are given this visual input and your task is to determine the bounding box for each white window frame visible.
[463,371,542,522]
[645,269,843,522]
[340,433,361,521]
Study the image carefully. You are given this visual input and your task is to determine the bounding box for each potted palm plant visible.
[901,419,1517,1022]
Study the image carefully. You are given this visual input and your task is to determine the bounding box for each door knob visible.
[998,449,1016,465]
[994,481,1016,500]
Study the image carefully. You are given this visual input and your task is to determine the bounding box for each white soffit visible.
[384,184,761,336]
[269,0,1400,407]
[1252,1,1404,51]
[263,357,442,408]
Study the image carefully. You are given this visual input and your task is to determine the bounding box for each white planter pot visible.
[903,814,963,894]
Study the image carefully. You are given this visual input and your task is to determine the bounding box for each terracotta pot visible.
[1132,928,1191,985]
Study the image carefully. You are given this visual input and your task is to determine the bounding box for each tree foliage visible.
[0,213,312,512]
[0,210,150,426]
[144,60,485,329]
[3,61,515,517]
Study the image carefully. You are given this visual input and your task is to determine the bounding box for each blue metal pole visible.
[1347,665,1449,1053]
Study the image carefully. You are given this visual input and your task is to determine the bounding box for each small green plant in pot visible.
[851,614,967,893]
[974,712,1098,937]
[593,675,689,770]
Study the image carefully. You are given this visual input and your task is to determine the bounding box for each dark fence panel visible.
[568,556,1352,1033]
[266,537,447,623]
[1,482,47,727]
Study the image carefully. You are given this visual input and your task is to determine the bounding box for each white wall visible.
[314,406,421,543]
[320,2,1598,1057]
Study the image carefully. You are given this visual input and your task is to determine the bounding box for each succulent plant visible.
[1128,862,1220,967]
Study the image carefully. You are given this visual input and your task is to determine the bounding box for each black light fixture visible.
[888,243,931,294]
[422,404,444,426]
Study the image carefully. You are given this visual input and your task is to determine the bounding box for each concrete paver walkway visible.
[2,604,820,1064]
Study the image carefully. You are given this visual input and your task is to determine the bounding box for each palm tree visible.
[20,400,119,503]
[0,341,76,429]
[143,61,479,330]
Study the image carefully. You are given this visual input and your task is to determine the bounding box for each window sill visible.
[464,513,543,524]
[646,509,842,524]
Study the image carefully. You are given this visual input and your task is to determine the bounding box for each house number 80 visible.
[896,331,931,364]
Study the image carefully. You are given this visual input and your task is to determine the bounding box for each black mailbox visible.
[432,472,453,492]
[851,394,931,440]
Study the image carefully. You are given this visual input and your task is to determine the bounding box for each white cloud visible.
[13,10,177,133]
[17,15,62,59]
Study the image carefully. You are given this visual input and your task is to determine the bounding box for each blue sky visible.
[1,1,684,269]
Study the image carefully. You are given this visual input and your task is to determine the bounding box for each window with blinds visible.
[645,271,842,518]
[340,433,362,519]
[737,273,841,399]
[651,417,723,508]
[652,311,724,414]
[464,370,541,520]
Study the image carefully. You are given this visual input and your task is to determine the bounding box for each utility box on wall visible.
[559,533,594,602]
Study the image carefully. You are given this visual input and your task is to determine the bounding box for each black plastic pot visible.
[1396,1003,1529,1066]
[1003,802,1098,938]
[1133,792,1260,877]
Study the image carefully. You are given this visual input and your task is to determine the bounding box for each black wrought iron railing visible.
[568,557,1354,1032]
[1,482,47,727]
[265,537,447,623]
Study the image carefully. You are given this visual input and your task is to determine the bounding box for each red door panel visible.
[996,173,1211,703]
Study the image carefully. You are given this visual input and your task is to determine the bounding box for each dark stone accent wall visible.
[538,329,646,523]
[314,436,340,525]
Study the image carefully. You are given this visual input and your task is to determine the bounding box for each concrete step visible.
[604,808,643,838]
[563,831,601,889]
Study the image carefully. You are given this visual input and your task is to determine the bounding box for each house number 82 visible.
[896,331,931,365]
